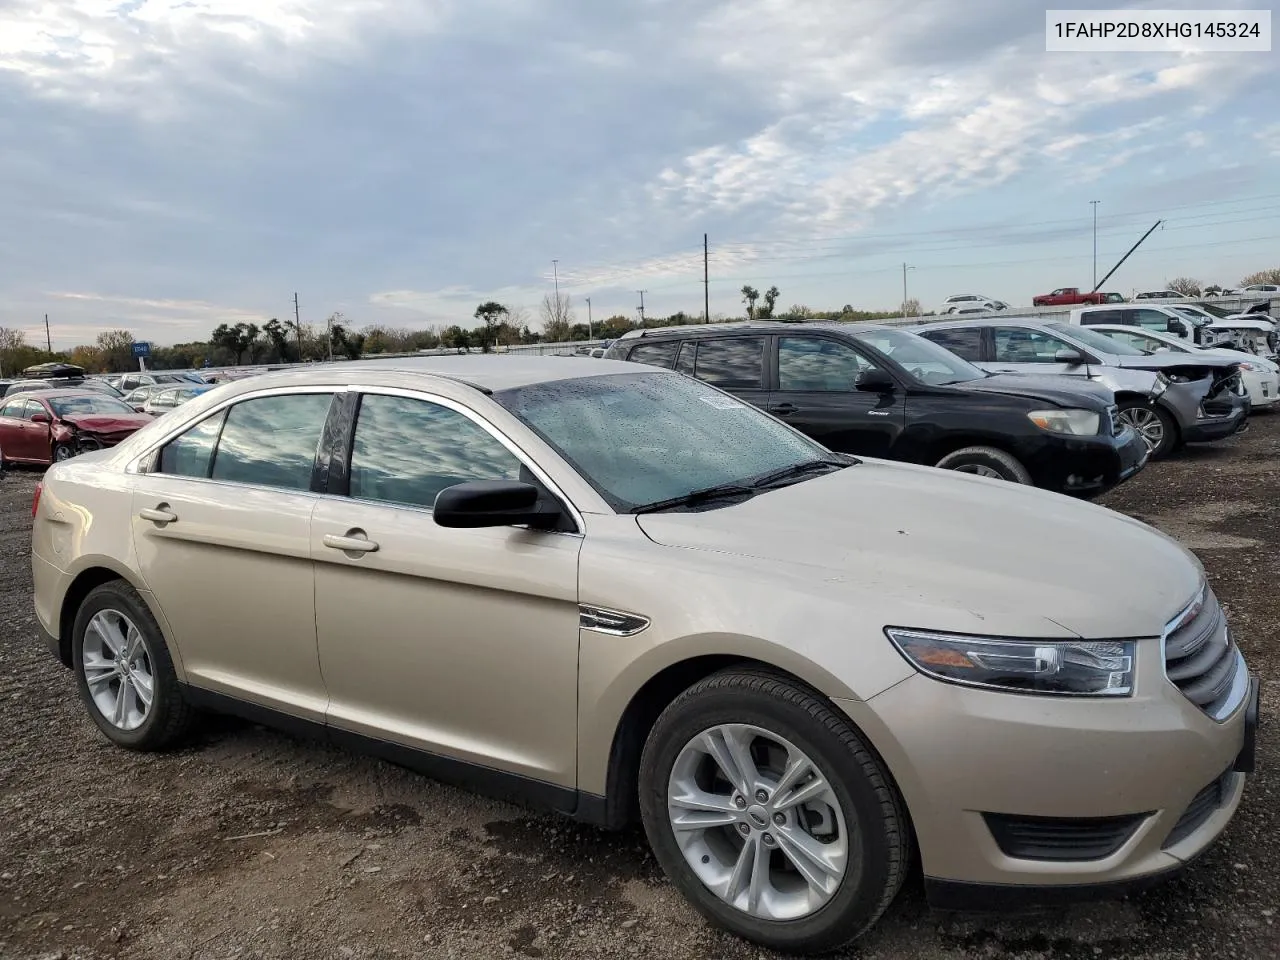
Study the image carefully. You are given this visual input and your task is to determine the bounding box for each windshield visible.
[494,371,833,511]
[1044,322,1148,357]
[1171,306,1212,324]
[847,327,986,385]
[48,395,137,417]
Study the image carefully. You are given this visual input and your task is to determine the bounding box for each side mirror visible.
[1167,320,1188,336]
[29,412,50,424]
[1054,348,1086,365]
[854,368,896,392]
[433,480,561,529]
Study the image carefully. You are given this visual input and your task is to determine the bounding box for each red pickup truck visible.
[1032,287,1106,307]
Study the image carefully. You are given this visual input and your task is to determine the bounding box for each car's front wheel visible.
[72,581,196,750]
[934,445,1032,484]
[1118,400,1177,459]
[638,670,910,955]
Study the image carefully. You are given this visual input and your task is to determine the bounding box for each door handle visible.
[773,403,798,415]
[322,533,380,554]
[139,506,178,524]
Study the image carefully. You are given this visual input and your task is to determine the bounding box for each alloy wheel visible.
[54,444,75,462]
[667,723,850,921]
[81,609,154,731]
[1119,407,1165,451]
[952,464,1004,479]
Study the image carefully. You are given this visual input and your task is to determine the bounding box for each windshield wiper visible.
[750,456,853,489]
[631,483,759,515]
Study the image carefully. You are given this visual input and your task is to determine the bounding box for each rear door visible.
[768,335,905,457]
[130,389,335,721]
[0,397,38,460]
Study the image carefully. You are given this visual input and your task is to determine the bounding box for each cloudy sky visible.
[1,0,1277,348]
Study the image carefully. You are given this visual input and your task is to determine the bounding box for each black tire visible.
[638,670,910,955]
[1117,400,1178,460]
[71,580,196,750]
[934,445,1032,484]
[52,442,76,463]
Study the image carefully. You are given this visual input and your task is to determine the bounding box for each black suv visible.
[604,322,1150,496]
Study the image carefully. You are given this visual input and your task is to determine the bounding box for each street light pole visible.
[902,263,915,317]
[1090,200,1100,290]
[586,297,593,340]
[552,260,560,300]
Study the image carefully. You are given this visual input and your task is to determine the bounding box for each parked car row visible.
[30,352,1259,955]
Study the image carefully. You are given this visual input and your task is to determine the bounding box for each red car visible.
[1032,287,1106,307]
[0,390,154,467]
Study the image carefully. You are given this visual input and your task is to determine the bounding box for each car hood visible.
[59,413,153,432]
[1111,353,1238,371]
[636,460,1200,639]
[1210,318,1274,331]
[955,373,1113,408]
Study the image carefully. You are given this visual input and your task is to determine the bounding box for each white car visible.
[940,294,1005,314]
[1243,284,1279,294]
[1083,325,1279,408]
[1069,304,1278,360]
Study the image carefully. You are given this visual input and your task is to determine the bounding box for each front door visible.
[988,327,1091,378]
[311,391,582,790]
[681,336,770,411]
[768,336,906,457]
[130,390,335,721]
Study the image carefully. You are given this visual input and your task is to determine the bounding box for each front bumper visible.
[1022,425,1149,496]
[1182,403,1248,443]
[835,653,1256,898]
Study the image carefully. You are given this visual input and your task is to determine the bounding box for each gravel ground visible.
[1,419,1277,960]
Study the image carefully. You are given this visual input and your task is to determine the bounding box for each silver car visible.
[913,318,1249,459]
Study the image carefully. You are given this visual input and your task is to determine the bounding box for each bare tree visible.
[0,326,26,377]
[1241,268,1280,286]
[1167,277,1202,297]
[902,297,922,317]
[540,292,574,342]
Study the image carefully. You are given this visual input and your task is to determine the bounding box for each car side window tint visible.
[777,337,868,391]
[916,328,984,361]
[675,342,696,376]
[992,329,1073,363]
[24,400,47,420]
[349,394,522,509]
[627,341,679,368]
[694,338,765,389]
[1080,310,1123,326]
[1134,310,1173,332]
[209,393,333,490]
[0,399,23,418]
[159,410,228,478]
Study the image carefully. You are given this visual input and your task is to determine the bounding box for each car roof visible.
[218,354,656,393]
[912,315,1054,331]
[617,320,895,342]
[14,389,119,401]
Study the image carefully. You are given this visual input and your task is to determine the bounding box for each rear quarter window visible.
[626,341,680,368]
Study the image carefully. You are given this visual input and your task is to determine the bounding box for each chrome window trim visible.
[126,381,586,535]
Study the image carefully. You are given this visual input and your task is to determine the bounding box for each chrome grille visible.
[1163,586,1244,719]
[1105,404,1122,437]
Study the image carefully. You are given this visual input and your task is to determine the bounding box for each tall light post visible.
[1090,200,1100,289]
[585,296,593,340]
[552,259,560,300]
[901,263,915,317]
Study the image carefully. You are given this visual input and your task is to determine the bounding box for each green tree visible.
[473,301,509,353]
[96,329,136,372]
[741,285,759,319]
[263,318,291,362]
[210,323,260,364]
[758,286,780,319]
[440,325,471,350]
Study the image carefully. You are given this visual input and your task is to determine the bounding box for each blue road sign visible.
[131,341,151,358]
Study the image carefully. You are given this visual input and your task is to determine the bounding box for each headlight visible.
[885,628,1136,697]
[1026,408,1100,436]
[1239,361,1263,372]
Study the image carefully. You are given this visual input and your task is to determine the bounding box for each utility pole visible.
[585,297,593,340]
[44,313,51,352]
[637,290,647,325]
[703,233,710,323]
[552,260,560,300]
[901,264,915,317]
[1090,200,1101,289]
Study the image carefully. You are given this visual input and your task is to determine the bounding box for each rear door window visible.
[207,393,334,490]
[992,328,1076,363]
[1079,310,1124,326]
[693,338,765,389]
[917,327,986,361]
[626,341,679,368]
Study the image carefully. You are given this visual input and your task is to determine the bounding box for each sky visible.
[0,0,1277,349]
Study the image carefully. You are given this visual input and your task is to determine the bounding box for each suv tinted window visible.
[1079,309,1124,325]
[1129,309,1174,332]
[694,338,765,389]
[675,341,696,376]
[917,327,984,361]
[777,337,868,390]
[159,410,228,478]
[208,393,333,490]
[349,394,521,509]
[626,341,679,368]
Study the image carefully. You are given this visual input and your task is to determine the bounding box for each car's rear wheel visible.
[934,445,1032,484]
[638,670,910,955]
[72,581,195,750]
[1118,401,1177,459]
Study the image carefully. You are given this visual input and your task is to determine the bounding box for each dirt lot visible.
[1,420,1278,960]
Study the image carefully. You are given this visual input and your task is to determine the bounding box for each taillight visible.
[32,481,43,518]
